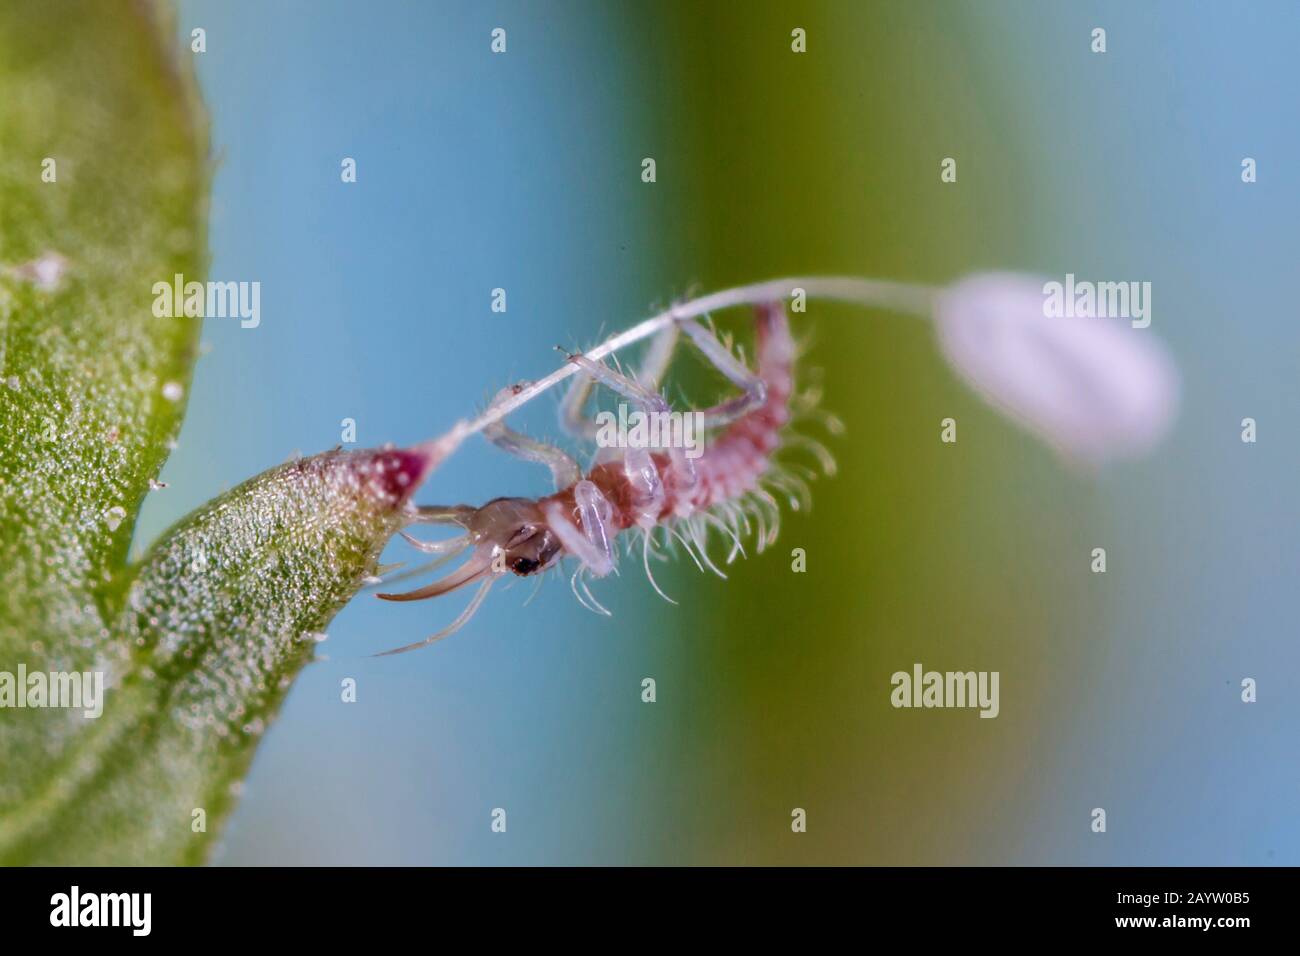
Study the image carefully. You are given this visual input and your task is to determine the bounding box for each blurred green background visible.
[601,1,1090,864]
[140,0,1297,864]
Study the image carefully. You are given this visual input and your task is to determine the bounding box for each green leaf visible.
[0,1,434,864]
[0,0,208,834]
[1,447,431,864]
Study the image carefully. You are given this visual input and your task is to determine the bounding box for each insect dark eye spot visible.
[510,557,540,575]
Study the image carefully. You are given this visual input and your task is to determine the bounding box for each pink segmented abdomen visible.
[542,302,795,533]
[681,301,795,512]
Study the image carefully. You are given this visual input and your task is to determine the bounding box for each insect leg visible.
[562,347,696,490]
[558,324,679,439]
[677,314,768,429]
[558,372,600,440]
[542,481,615,577]
[482,385,581,491]
[636,322,680,391]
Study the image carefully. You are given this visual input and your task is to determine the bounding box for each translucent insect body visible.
[376,301,838,654]
[375,271,1179,655]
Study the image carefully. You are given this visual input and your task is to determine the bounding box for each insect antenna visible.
[363,545,469,593]
[398,530,471,555]
[375,549,493,602]
[373,575,497,657]
[407,504,475,525]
